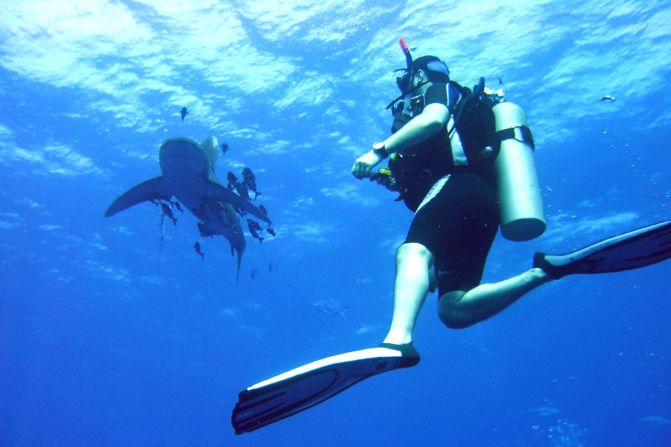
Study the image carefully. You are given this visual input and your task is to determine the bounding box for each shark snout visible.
[159,138,209,178]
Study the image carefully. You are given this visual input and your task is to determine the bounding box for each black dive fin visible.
[105,176,172,217]
[232,343,419,434]
[534,221,671,279]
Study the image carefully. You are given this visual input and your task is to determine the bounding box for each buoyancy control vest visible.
[387,78,546,241]
[388,80,497,211]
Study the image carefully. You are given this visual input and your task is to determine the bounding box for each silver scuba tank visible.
[492,101,546,241]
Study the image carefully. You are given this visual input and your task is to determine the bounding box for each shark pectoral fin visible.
[204,181,272,225]
[105,176,172,217]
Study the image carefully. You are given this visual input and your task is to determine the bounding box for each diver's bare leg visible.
[382,243,434,345]
[438,268,551,329]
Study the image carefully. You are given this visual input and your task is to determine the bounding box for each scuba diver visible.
[231,38,671,434]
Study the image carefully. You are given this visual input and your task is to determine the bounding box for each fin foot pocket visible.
[378,342,420,367]
[232,344,420,434]
[533,221,671,279]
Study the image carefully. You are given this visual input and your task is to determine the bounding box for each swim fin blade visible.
[232,343,418,434]
[534,220,671,279]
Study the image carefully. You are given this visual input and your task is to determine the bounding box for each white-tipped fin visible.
[105,176,172,217]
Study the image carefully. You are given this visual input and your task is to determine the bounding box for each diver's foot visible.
[533,250,592,279]
[533,252,567,279]
[378,342,420,367]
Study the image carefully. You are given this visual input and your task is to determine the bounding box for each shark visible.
[105,136,271,280]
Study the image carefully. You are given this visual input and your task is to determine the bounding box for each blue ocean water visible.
[1,1,670,446]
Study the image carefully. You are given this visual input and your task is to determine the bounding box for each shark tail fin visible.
[105,176,172,217]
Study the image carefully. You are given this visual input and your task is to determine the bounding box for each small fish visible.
[639,415,671,427]
[171,200,183,213]
[194,241,205,259]
[268,261,274,272]
[232,206,247,217]
[247,219,264,243]
[599,95,615,103]
[226,171,239,190]
[221,142,229,156]
[257,205,275,236]
[160,203,177,225]
[250,267,259,280]
[313,299,348,320]
[242,167,261,199]
[180,106,189,122]
[235,181,250,202]
[526,406,560,416]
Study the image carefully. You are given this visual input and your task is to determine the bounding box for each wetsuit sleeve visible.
[424,83,449,106]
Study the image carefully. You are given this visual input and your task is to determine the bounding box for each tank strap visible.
[494,125,535,150]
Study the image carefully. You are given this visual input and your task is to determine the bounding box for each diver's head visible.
[385,40,451,113]
[396,55,450,94]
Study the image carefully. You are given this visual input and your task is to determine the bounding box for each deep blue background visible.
[1,1,670,446]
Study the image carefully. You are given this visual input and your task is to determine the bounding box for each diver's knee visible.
[438,291,473,329]
[396,242,433,263]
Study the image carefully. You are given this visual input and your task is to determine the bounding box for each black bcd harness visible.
[375,77,534,209]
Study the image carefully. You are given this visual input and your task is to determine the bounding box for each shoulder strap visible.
[448,79,480,136]
[445,82,469,166]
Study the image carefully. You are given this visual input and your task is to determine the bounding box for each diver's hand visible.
[352,150,383,179]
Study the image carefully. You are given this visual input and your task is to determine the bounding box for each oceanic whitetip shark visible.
[105,136,271,280]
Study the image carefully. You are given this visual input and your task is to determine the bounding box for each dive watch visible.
[372,141,389,158]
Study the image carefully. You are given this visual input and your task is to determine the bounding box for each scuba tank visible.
[492,101,546,241]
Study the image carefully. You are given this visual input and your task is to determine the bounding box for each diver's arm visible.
[352,103,449,179]
[385,103,450,154]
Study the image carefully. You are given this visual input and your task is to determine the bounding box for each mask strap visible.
[386,80,431,110]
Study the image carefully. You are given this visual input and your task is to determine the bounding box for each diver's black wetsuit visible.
[389,81,500,295]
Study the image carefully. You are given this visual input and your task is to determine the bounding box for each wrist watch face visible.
[372,141,387,158]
